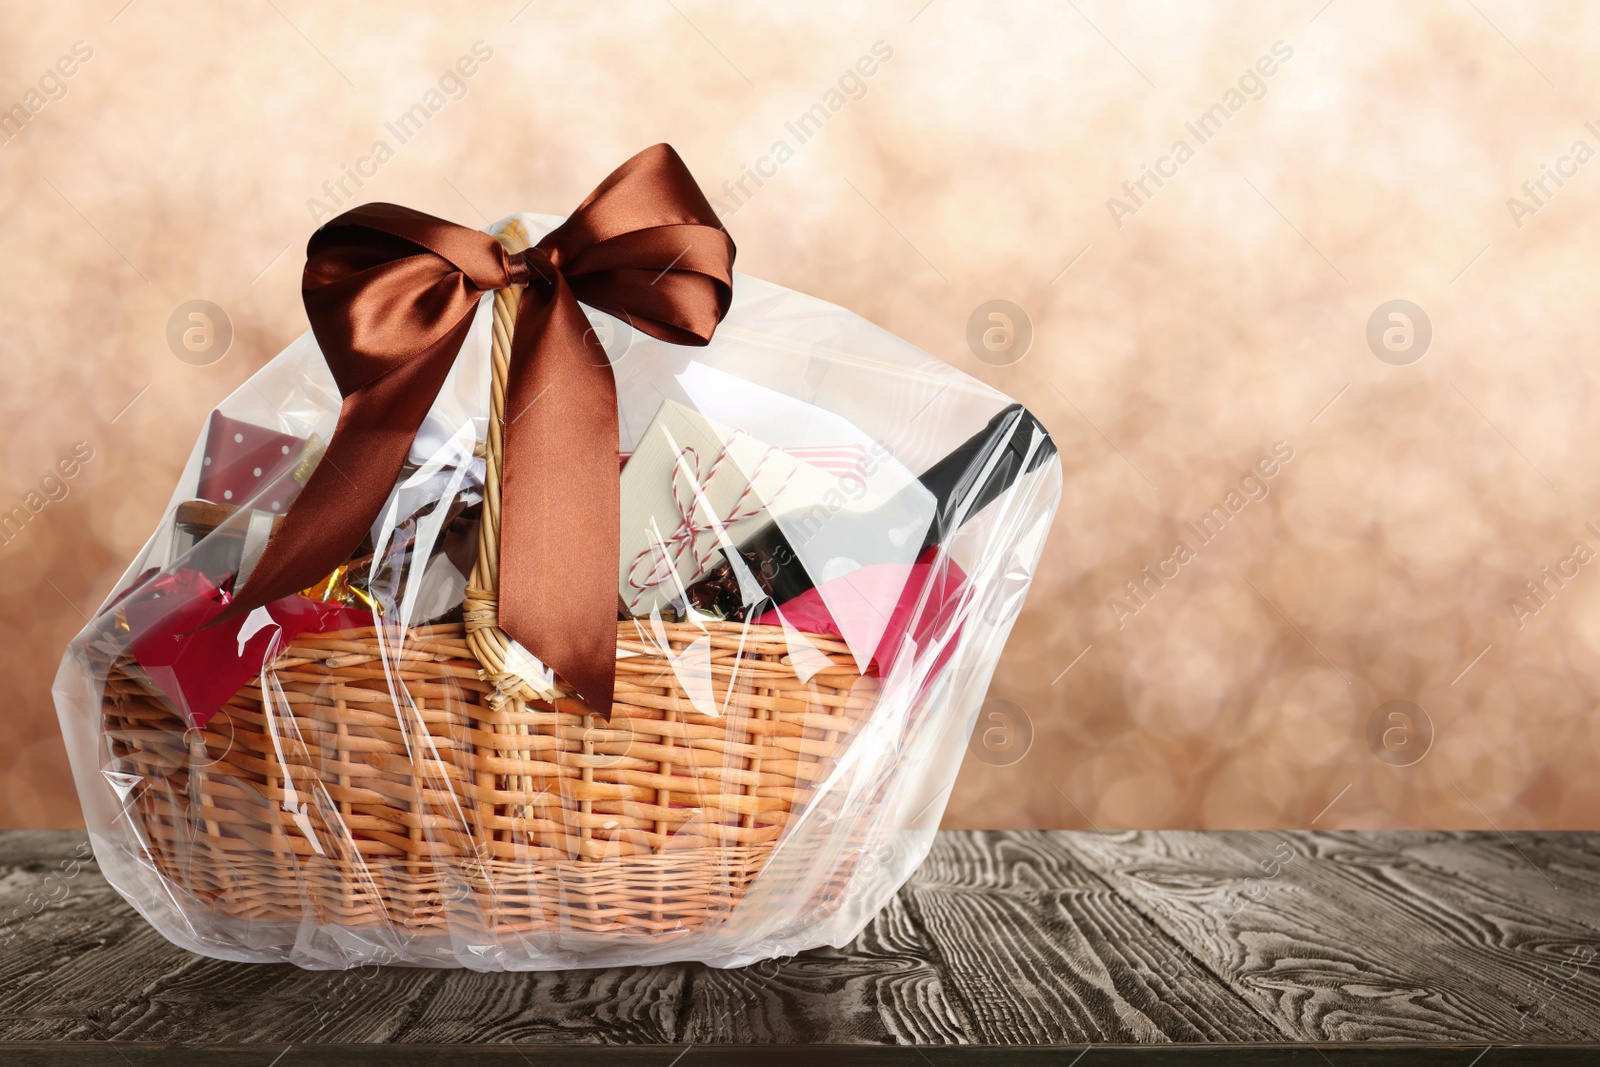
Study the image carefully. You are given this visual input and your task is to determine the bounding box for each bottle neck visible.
[681,403,1055,619]
[917,403,1055,551]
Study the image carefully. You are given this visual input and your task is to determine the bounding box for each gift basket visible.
[54,145,1061,969]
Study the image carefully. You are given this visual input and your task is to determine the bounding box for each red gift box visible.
[124,568,373,727]
[196,411,309,514]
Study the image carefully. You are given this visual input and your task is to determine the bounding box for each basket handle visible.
[462,224,562,706]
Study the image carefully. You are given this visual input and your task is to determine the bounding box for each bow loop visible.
[215,144,736,718]
[558,226,733,349]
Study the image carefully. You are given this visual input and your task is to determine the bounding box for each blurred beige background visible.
[4,0,1599,830]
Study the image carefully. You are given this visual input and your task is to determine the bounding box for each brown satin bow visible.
[215,144,736,717]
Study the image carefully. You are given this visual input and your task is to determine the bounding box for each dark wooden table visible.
[3,829,1597,1064]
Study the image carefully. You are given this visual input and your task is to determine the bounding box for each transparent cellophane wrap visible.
[54,214,1060,970]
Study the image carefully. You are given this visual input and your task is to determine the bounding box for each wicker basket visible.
[99,226,880,945]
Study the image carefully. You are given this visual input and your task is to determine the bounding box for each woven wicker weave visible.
[99,224,879,942]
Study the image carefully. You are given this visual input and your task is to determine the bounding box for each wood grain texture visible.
[677,892,973,1045]
[905,831,1277,1043]
[3,829,1599,1060]
[1058,830,1600,1043]
[0,830,194,1048]
[5,1044,1600,1066]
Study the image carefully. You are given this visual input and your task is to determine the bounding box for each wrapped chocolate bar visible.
[53,145,1060,969]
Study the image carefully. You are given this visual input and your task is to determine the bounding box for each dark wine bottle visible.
[680,403,1055,620]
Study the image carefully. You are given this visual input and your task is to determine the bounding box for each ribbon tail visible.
[495,279,621,716]
[213,318,471,629]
